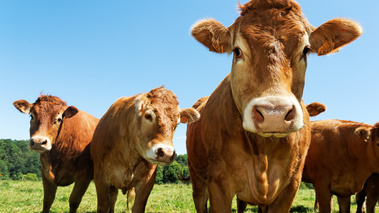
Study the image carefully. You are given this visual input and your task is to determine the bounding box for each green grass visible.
[0,180,377,212]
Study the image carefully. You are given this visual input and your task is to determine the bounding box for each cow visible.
[91,87,200,213]
[13,95,99,213]
[186,0,362,212]
[356,173,379,213]
[302,120,379,213]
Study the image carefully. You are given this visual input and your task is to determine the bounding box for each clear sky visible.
[1,0,378,154]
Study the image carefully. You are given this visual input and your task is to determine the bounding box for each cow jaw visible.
[242,96,304,138]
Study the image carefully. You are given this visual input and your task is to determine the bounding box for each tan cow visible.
[302,120,379,213]
[91,87,200,213]
[187,0,361,212]
[13,95,99,213]
[356,173,379,213]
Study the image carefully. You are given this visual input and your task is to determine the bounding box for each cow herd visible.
[11,0,378,213]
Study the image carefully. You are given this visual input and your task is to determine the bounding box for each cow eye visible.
[144,113,153,122]
[233,48,244,60]
[55,118,62,124]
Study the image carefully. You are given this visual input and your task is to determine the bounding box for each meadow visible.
[0,180,374,213]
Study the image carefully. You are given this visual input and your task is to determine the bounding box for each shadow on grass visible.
[231,205,314,213]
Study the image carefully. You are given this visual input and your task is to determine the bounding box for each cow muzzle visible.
[242,96,304,137]
[30,136,52,153]
[146,144,176,165]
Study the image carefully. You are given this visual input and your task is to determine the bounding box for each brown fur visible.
[13,95,99,213]
[188,0,361,212]
[302,120,379,213]
[356,173,379,213]
[91,87,199,213]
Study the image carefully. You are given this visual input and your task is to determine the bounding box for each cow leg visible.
[132,169,157,213]
[189,165,208,213]
[236,197,247,213]
[337,196,351,213]
[68,174,92,213]
[109,185,118,213]
[355,189,366,213]
[314,185,333,213]
[265,177,300,213]
[207,171,234,213]
[365,191,378,213]
[94,166,113,213]
[41,174,57,213]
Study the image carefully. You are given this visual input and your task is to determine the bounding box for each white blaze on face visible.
[242,96,304,137]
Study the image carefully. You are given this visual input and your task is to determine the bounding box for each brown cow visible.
[187,0,361,212]
[91,87,200,213]
[302,120,379,213]
[13,95,99,213]
[356,173,379,213]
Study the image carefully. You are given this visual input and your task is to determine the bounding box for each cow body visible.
[187,0,361,212]
[13,95,99,213]
[356,173,379,213]
[302,120,379,213]
[91,87,200,213]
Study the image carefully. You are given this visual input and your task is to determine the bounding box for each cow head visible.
[134,87,200,165]
[13,95,78,153]
[192,0,361,138]
[356,123,379,145]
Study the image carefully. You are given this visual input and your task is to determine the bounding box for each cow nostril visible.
[42,140,47,145]
[30,141,35,147]
[253,106,264,123]
[157,148,165,158]
[285,107,296,121]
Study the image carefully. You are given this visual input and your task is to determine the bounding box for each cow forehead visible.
[238,16,307,55]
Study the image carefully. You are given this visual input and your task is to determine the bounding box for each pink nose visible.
[253,104,296,132]
[157,147,176,164]
[30,137,49,151]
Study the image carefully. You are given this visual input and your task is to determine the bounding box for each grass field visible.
[0,180,375,212]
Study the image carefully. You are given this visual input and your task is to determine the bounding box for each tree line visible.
[0,139,189,184]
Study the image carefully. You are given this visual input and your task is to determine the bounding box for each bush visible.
[23,173,39,181]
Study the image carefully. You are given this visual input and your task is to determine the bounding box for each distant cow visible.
[356,173,379,213]
[13,95,99,213]
[91,87,200,213]
[302,120,379,213]
[187,0,361,212]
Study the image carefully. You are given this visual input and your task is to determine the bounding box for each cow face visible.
[134,88,200,165]
[13,95,78,153]
[192,0,361,138]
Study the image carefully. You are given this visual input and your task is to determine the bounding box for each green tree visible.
[155,166,164,184]
[163,161,182,184]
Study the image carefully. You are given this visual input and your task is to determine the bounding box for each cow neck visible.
[40,152,55,182]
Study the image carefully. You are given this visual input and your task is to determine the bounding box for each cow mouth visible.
[147,158,171,166]
[257,132,290,138]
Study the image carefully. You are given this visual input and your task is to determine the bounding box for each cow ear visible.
[309,18,362,56]
[134,94,147,116]
[180,108,200,124]
[191,19,232,54]
[355,127,371,142]
[306,102,327,117]
[13,100,33,114]
[63,106,78,119]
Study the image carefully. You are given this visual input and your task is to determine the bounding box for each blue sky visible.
[1,0,378,154]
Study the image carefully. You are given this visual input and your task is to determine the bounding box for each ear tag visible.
[317,40,339,56]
